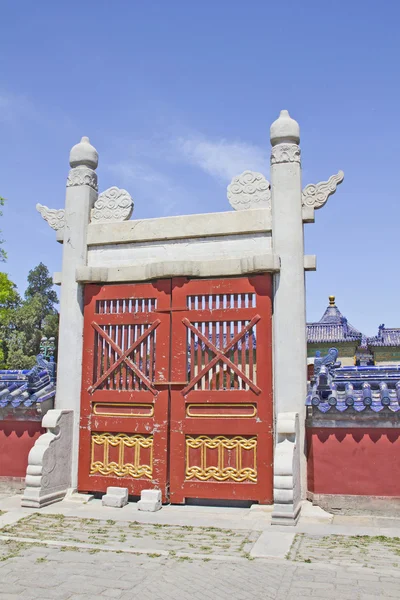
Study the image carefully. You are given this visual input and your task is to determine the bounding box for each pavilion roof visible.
[368,326,400,347]
[307,296,363,343]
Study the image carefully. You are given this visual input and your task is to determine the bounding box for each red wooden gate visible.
[78,275,273,503]
[170,276,273,503]
[78,281,171,498]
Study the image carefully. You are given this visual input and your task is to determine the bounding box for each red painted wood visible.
[307,427,400,497]
[0,421,44,478]
[169,275,273,504]
[78,281,171,499]
[78,275,273,504]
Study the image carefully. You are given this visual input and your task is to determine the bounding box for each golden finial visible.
[329,295,335,306]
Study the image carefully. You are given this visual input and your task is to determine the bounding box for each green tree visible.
[0,272,21,367]
[6,263,59,368]
[25,262,58,317]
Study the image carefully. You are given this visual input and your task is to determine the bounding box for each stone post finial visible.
[270,109,300,146]
[69,136,98,169]
[67,136,98,191]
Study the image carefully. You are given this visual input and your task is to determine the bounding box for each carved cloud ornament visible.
[302,171,344,210]
[91,187,134,223]
[36,204,65,231]
[227,171,271,210]
[66,167,98,191]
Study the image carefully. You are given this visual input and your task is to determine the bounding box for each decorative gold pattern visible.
[185,435,257,482]
[93,403,154,417]
[186,404,257,418]
[90,433,153,479]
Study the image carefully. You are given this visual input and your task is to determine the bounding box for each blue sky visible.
[0,1,399,336]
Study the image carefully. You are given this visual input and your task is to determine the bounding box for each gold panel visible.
[93,403,154,417]
[186,403,257,418]
[90,433,153,479]
[185,435,257,482]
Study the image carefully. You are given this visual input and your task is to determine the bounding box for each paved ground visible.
[0,537,400,600]
[0,495,399,599]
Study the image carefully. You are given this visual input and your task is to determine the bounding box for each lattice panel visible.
[185,435,257,482]
[96,298,157,314]
[90,433,153,479]
[187,292,256,310]
[91,322,157,392]
[185,320,258,391]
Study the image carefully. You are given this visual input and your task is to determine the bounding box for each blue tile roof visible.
[0,355,56,420]
[368,325,400,347]
[307,362,400,413]
[307,297,363,343]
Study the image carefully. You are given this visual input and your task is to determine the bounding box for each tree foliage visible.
[0,263,59,369]
[0,272,21,366]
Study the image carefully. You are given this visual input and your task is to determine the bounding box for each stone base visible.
[137,489,161,512]
[102,487,129,508]
[21,410,73,509]
[21,489,67,509]
[271,502,301,526]
[308,492,400,515]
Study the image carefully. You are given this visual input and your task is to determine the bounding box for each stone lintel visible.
[53,272,62,286]
[304,255,316,271]
[87,208,272,247]
[76,254,280,284]
[56,229,64,244]
[302,206,315,223]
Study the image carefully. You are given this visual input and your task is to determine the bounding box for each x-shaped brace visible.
[88,320,160,395]
[182,315,261,396]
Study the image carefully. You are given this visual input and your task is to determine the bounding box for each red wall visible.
[0,421,44,478]
[307,427,400,497]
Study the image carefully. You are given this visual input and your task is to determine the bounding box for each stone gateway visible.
[27,110,343,524]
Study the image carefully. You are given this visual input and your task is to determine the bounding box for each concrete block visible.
[102,487,128,508]
[137,489,161,512]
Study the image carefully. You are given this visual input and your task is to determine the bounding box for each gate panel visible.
[169,275,273,504]
[78,281,171,499]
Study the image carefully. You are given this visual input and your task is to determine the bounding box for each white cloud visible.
[106,160,182,216]
[174,136,268,181]
[104,130,268,217]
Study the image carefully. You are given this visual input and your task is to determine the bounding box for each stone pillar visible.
[270,111,307,523]
[55,137,98,489]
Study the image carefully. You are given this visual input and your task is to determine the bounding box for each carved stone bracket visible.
[302,170,344,209]
[270,143,301,165]
[271,412,301,526]
[36,203,65,231]
[21,409,73,508]
[227,171,271,210]
[67,166,98,191]
[91,186,134,223]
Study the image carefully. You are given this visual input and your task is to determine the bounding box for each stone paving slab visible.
[288,532,400,571]
[0,540,399,600]
[0,513,259,558]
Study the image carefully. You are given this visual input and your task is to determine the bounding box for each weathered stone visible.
[21,409,73,508]
[272,412,301,526]
[137,489,161,512]
[102,487,129,508]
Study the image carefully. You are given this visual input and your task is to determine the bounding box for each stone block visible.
[22,409,73,508]
[137,489,161,512]
[102,487,129,508]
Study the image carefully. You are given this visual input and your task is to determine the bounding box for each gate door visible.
[170,275,273,504]
[78,281,171,498]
